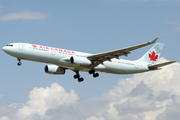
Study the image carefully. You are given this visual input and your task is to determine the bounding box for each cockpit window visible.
[7,44,13,47]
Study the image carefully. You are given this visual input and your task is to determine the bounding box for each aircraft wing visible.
[148,61,177,70]
[87,38,158,66]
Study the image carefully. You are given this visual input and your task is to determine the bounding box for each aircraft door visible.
[19,44,23,50]
[134,62,138,69]
[51,49,56,55]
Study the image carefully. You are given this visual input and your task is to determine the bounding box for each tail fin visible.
[136,43,164,65]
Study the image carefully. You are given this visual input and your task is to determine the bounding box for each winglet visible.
[151,38,158,43]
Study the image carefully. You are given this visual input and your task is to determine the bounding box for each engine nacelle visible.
[45,65,65,75]
[70,56,91,66]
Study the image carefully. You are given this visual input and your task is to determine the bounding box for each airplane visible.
[2,38,176,82]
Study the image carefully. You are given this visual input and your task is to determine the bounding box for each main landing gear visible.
[74,72,84,82]
[89,69,99,78]
[17,57,22,66]
[73,70,99,82]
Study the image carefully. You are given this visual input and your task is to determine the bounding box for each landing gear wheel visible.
[17,62,22,66]
[89,69,95,74]
[93,73,99,78]
[78,77,84,82]
[74,74,80,79]
[89,69,99,78]
[73,72,84,82]
[17,57,22,66]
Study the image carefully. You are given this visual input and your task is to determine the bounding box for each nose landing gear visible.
[17,57,22,66]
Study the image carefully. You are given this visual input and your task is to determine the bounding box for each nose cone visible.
[2,45,16,56]
[2,46,6,52]
[2,46,10,53]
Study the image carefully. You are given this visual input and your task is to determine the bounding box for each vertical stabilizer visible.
[136,43,164,65]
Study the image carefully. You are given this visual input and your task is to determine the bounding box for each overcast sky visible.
[0,0,180,120]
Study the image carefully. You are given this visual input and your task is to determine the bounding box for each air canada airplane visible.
[2,38,176,82]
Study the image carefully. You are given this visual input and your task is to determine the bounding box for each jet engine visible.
[45,65,65,74]
[70,56,91,66]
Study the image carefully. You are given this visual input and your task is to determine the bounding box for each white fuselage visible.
[2,43,150,74]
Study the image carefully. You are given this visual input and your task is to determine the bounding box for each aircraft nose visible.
[2,46,6,51]
[2,46,9,53]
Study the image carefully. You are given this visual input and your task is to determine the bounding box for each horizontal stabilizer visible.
[148,61,177,70]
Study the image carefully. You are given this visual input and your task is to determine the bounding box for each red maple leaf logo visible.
[149,51,158,61]
[32,45,37,48]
